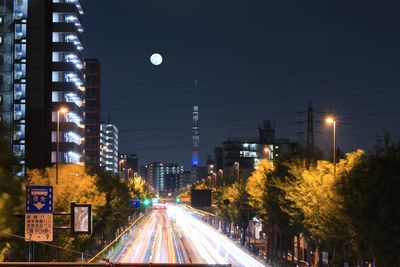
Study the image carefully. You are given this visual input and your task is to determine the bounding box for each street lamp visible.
[326,116,336,177]
[119,159,126,178]
[56,107,69,184]
[234,162,240,180]
[263,146,271,161]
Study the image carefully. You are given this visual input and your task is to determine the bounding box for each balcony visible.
[53,2,83,20]
[51,141,83,154]
[52,62,83,77]
[52,81,84,98]
[52,102,84,118]
[52,22,83,42]
[52,42,83,61]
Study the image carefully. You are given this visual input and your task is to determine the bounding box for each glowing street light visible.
[234,162,240,180]
[56,107,69,184]
[119,159,126,178]
[326,116,337,177]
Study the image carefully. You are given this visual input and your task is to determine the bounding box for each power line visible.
[102,81,399,111]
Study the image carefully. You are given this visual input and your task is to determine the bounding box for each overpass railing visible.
[0,263,231,267]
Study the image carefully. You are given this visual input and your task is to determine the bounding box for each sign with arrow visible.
[26,186,53,213]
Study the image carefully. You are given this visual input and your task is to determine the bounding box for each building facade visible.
[216,120,297,180]
[84,59,101,173]
[0,0,28,176]
[100,123,118,173]
[119,153,138,179]
[179,171,192,188]
[30,0,85,169]
[145,162,184,194]
[0,0,86,176]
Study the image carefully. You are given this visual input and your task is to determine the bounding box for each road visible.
[109,205,267,267]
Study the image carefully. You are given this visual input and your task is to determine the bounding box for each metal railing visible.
[0,263,231,267]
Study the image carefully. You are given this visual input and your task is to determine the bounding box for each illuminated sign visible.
[71,203,92,234]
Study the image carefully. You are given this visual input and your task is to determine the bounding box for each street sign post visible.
[25,213,53,242]
[129,198,140,208]
[26,186,53,213]
[25,186,54,242]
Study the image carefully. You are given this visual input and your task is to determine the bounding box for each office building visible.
[84,59,101,173]
[100,123,118,173]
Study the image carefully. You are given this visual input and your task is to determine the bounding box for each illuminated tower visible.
[192,105,199,167]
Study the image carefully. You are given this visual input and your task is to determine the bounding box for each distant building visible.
[179,171,192,188]
[139,164,148,180]
[214,147,224,171]
[100,123,118,173]
[206,155,215,174]
[145,162,184,193]
[165,173,180,193]
[119,153,138,179]
[215,120,297,180]
[84,59,101,173]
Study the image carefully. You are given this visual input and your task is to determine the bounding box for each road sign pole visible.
[28,242,33,262]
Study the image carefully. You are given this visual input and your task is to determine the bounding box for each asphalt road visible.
[109,205,268,267]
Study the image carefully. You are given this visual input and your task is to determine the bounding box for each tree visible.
[0,124,22,261]
[19,164,107,261]
[127,176,155,200]
[94,170,131,250]
[246,159,273,219]
[338,138,400,266]
[217,180,250,245]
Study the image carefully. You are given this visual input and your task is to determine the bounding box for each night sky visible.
[82,0,400,169]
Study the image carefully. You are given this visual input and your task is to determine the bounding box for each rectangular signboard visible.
[71,203,92,234]
[26,186,53,213]
[191,189,212,207]
[129,198,140,208]
[25,213,53,242]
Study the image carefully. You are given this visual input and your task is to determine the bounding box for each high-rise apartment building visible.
[0,0,86,176]
[0,0,28,176]
[84,59,101,173]
[145,162,184,193]
[100,123,118,173]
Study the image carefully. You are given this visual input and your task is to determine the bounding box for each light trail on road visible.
[109,205,267,267]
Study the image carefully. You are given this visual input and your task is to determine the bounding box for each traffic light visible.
[176,197,181,203]
[143,198,150,206]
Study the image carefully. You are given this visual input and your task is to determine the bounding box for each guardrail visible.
[0,263,231,267]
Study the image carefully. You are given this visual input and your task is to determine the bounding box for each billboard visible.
[191,189,212,207]
[71,203,92,234]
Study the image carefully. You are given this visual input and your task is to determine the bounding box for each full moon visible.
[150,53,163,65]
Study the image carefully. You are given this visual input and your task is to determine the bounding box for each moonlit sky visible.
[82,0,400,169]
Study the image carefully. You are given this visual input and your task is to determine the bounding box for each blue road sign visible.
[26,186,53,213]
[129,198,140,208]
